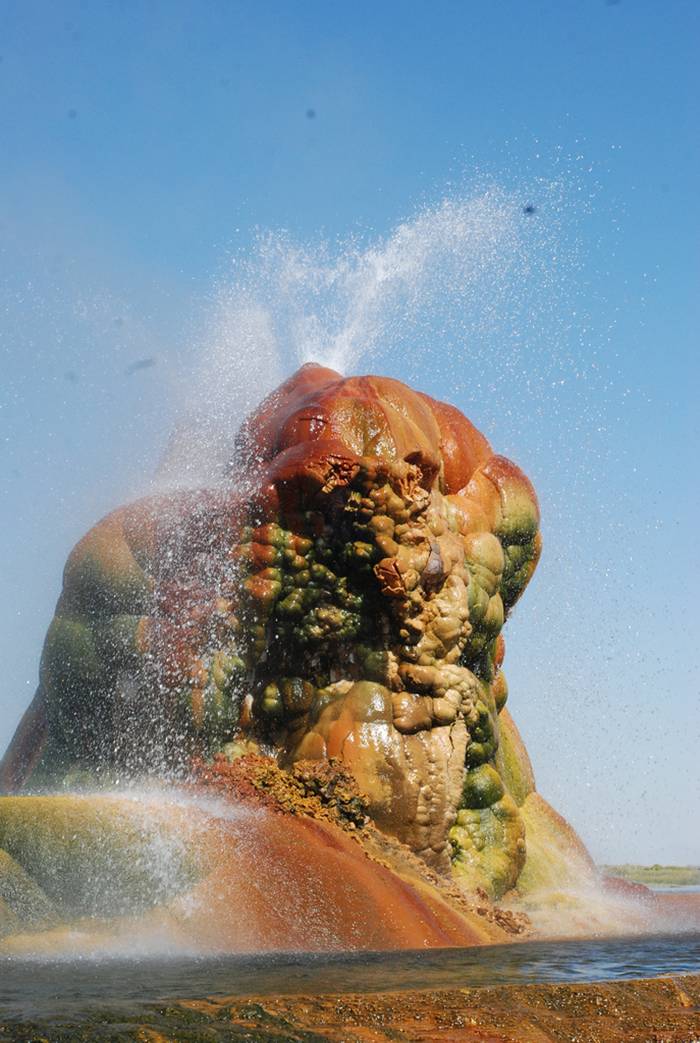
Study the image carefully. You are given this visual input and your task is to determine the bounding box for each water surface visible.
[1,933,699,1022]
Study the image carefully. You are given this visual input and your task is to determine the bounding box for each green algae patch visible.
[494,708,535,807]
[62,517,152,618]
[0,795,203,920]
[516,792,595,897]
[450,792,526,899]
[461,764,504,809]
[0,849,58,936]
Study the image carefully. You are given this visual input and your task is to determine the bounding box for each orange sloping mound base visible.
[181,812,497,952]
[171,756,516,952]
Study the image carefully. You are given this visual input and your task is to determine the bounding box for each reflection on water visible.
[1,933,699,1022]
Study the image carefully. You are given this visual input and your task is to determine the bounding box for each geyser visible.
[0,363,599,954]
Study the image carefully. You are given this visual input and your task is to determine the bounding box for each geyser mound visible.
[3,366,587,892]
[4,362,677,953]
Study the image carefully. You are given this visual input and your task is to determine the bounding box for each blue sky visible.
[1,0,698,863]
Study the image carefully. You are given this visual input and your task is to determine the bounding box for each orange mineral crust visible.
[134,975,700,1042]
[180,810,497,952]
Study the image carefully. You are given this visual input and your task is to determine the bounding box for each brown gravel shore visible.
[1,974,699,1042]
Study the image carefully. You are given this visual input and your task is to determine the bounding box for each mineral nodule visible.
[1,364,589,899]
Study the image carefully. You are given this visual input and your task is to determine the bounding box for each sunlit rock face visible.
[2,364,556,898]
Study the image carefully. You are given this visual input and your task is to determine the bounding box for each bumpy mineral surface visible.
[4,975,698,1043]
[0,364,593,908]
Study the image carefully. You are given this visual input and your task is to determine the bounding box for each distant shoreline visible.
[602,864,700,887]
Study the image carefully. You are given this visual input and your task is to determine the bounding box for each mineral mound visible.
[1,364,593,912]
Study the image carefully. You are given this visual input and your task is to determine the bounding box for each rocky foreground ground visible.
[1,974,699,1042]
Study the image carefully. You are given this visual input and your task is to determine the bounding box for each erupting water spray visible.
[159,180,588,492]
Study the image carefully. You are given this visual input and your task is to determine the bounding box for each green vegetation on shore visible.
[602,864,700,887]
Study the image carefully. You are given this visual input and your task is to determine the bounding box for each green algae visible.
[0,796,201,921]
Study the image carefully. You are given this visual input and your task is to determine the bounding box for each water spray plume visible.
[160,182,574,490]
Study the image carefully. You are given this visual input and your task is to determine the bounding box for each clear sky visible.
[1,0,698,864]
